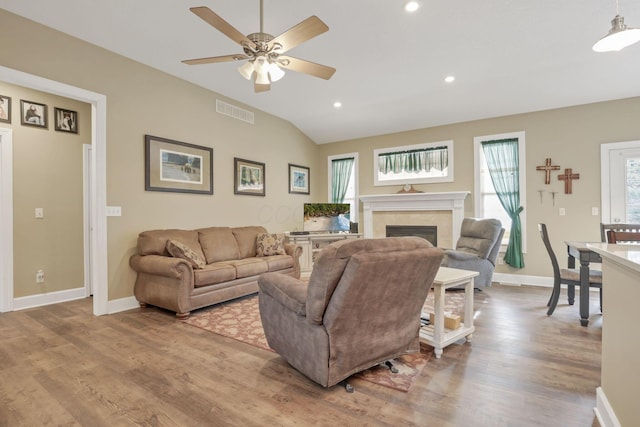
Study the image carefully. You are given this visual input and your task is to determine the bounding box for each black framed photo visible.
[54,107,78,133]
[20,100,48,128]
[234,157,265,196]
[0,95,11,124]
[144,134,213,194]
[288,163,310,195]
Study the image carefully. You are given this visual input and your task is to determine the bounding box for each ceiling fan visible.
[182,1,336,92]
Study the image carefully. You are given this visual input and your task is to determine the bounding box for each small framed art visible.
[234,157,265,196]
[54,107,78,133]
[20,100,47,128]
[144,134,213,194]
[0,95,11,124]
[288,163,310,195]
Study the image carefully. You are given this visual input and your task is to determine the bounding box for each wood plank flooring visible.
[0,284,602,426]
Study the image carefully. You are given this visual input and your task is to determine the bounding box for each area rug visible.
[183,291,466,392]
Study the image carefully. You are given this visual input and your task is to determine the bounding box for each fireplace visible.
[386,225,437,246]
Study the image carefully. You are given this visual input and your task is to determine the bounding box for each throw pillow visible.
[256,233,286,257]
[166,239,206,269]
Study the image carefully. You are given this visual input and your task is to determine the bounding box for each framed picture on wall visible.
[144,134,214,194]
[0,95,11,124]
[20,99,48,128]
[54,107,78,133]
[234,157,265,196]
[288,163,310,195]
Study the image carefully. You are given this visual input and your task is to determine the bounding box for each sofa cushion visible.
[138,229,205,260]
[166,239,206,269]
[256,233,286,256]
[225,258,268,279]
[193,263,237,287]
[232,226,268,258]
[264,254,294,271]
[198,227,241,264]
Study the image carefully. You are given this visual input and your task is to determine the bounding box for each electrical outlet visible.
[36,270,45,283]
[35,208,44,219]
[559,208,566,216]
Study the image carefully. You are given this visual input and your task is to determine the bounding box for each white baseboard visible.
[107,296,139,314]
[595,387,621,427]
[493,273,553,287]
[13,286,86,311]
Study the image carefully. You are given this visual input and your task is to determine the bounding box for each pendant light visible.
[593,0,640,52]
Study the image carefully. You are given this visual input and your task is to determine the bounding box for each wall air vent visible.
[216,99,254,124]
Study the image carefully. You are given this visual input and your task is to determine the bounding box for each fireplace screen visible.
[386,225,437,247]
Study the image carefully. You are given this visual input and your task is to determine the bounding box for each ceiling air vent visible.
[216,99,254,124]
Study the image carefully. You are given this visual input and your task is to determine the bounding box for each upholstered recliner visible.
[441,218,504,287]
[258,237,444,389]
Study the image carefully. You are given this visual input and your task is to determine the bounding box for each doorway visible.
[601,140,640,224]
[0,66,108,315]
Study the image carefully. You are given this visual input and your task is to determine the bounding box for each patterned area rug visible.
[183,291,466,392]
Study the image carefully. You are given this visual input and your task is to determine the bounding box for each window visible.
[328,153,358,223]
[474,131,527,263]
[373,140,453,186]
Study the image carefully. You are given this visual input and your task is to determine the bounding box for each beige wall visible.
[0,82,91,297]
[0,10,320,301]
[318,97,640,278]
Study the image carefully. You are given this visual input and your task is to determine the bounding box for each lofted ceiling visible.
[2,0,640,144]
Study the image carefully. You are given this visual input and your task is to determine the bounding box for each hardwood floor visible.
[0,285,602,426]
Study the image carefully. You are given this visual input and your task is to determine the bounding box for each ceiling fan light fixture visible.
[593,15,640,51]
[268,62,285,82]
[238,61,255,80]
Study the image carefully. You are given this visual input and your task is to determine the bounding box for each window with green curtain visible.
[331,157,354,203]
[481,138,525,268]
[377,146,448,175]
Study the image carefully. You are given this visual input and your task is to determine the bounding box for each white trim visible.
[600,140,640,224]
[473,131,527,252]
[493,273,553,287]
[0,128,14,312]
[0,66,108,316]
[595,387,622,427]
[373,140,454,186]
[327,152,359,221]
[107,296,139,314]
[13,286,86,311]
[83,144,92,297]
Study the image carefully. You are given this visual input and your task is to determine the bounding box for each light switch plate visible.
[35,208,44,218]
[106,206,122,217]
[559,208,566,216]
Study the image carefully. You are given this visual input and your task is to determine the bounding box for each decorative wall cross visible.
[558,168,580,194]
[536,158,560,184]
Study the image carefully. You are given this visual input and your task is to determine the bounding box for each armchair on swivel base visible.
[258,237,444,392]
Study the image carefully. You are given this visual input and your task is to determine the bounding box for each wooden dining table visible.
[565,241,602,326]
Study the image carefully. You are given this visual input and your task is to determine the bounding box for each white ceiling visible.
[2,0,640,144]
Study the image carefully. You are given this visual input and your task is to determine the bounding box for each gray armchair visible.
[441,217,504,287]
[258,237,443,390]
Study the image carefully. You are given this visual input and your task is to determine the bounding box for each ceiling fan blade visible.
[270,16,329,54]
[182,54,249,65]
[190,6,255,48]
[254,82,271,93]
[278,56,336,80]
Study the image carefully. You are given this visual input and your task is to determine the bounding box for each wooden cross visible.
[536,158,560,185]
[558,168,580,194]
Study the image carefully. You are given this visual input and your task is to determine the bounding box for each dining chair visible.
[600,223,640,242]
[538,223,602,316]
[607,229,640,244]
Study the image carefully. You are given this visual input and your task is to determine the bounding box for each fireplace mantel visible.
[359,191,470,243]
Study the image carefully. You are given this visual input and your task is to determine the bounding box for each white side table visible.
[419,266,479,358]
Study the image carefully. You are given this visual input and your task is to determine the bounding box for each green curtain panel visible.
[331,158,354,203]
[378,146,448,174]
[481,138,525,268]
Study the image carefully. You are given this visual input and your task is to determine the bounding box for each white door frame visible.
[0,66,108,316]
[83,144,93,297]
[600,140,640,224]
[0,128,13,312]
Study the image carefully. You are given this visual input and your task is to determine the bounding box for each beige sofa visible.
[130,226,302,318]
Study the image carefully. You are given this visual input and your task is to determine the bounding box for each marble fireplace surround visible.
[359,192,470,249]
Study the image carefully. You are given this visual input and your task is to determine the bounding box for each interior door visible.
[608,147,640,223]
